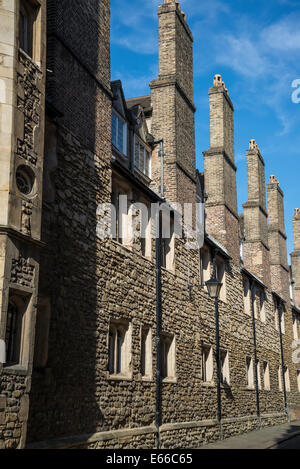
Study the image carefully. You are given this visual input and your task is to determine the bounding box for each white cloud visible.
[262,15,300,51]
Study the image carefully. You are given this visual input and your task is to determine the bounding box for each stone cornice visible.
[0,226,45,248]
[150,76,196,113]
[203,147,237,173]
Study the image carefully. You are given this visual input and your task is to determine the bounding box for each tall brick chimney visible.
[242,140,270,287]
[291,208,300,307]
[267,175,290,301]
[203,75,240,264]
[150,0,196,206]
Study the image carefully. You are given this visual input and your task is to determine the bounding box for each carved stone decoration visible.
[21,200,33,235]
[10,255,35,288]
[16,50,42,166]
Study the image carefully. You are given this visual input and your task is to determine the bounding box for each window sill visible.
[18,48,41,71]
[242,386,255,391]
[141,376,153,383]
[2,364,28,376]
[107,373,132,382]
[202,381,216,387]
[162,377,177,384]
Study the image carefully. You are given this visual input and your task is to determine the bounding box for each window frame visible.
[134,135,152,179]
[112,110,128,156]
[108,321,132,379]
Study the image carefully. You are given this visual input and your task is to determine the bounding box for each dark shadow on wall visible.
[27,0,111,442]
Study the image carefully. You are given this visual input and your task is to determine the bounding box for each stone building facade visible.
[0,0,300,450]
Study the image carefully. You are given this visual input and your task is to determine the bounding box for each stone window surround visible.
[220,349,230,385]
[284,366,291,393]
[1,287,33,372]
[246,356,254,389]
[107,320,132,381]
[202,344,214,384]
[297,370,300,393]
[18,0,42,65]
[111,175,152,260]
[140,326,153,381]
[263,361,271,391]
[161,332,176,383]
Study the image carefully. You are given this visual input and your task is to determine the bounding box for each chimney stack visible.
[291,208,300,306]
[242,140,270,287]
[267,176,290,301]
[203,75,240,264]
[150,0,196,206]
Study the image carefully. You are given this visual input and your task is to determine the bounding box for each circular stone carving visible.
[16,165,35,196]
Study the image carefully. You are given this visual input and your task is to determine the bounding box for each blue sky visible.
[111,0,300,259]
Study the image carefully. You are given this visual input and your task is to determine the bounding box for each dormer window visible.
[112,111,127,155]
[134,137,151,178]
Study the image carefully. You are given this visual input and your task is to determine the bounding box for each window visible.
[274,301,285,334]
[246,356,254,389]
[216,257,226,302]
[220,350,230,385]
[19,0,36,57]
[160,211,175,271]
[201,247,211,289]
[243,277,251,315]
[258,289,266,322]
[108,321,132,378]
[293,313,300,340]
[284,366,290,392]
[161,333,176,380]
[112,112,127,155]
[278,366,283,391]
[141,327,152,379]
[134,137,151,178]
[202,345,214,383]
[297,371,300,393]
[5,301,22,366]
[263,361,270,390]
[4,294,30,367]
[256,360,262,390]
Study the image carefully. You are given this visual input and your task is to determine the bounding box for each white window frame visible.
[112,111,127,155]
[134,135,152,178]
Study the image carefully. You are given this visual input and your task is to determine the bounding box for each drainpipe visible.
[154,139,165,449]
[276,297,290,422]
[250,279,261,426]
[212,250,223,439]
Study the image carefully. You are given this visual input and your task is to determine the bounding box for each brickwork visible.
[150,0,196,206]
[242,140,270,287]
[267,176,290,301]
[291,209,300,307]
